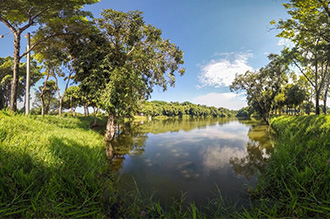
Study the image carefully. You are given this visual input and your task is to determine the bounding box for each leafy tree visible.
[63,85,80,117]
[0,0,98,112]
[230,54,288,124]
[34,80,58,115]
[285,84,307,114]
[274,0,330,115]
[0,56,42,110]
[236,107,253,118]
[73,10,185,141]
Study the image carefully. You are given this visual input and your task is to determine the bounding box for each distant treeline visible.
[139,101,236,117]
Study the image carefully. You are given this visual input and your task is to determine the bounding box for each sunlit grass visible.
[247,115,330,218]
[0,111,114,217]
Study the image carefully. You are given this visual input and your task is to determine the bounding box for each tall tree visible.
[73,10,185,141]
[230,54,288,124]
[0,0,98,112]
[274,0,330,114]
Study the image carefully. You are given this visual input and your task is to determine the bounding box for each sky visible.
[0,0,290,110]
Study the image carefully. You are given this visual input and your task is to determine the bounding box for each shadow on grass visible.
[0,136,114,218]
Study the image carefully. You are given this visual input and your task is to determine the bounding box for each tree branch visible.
[292,58,315,88]
[0,17,17,33]
[20,33,66,59]
[318,0,330,19]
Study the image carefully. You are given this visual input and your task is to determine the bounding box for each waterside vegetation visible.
[246,115,330,218]
[2,110,330,217]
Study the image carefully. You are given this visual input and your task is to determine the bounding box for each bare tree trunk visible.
[54,70,71,117]
[83,104,89,116]
[10,33,20,112]
[91,107,99,127]
[70,96,75,117]
[105,113,116,142]
[40,70,50,117]
[59,99,63,117]
[105,142,113,160]
[324,85,329,114]
[316,91,320,115]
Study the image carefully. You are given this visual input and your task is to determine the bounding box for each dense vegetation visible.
[246,116,330,218]
[139,101,236,118]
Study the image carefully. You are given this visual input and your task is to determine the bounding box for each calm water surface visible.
[107,117,274,205]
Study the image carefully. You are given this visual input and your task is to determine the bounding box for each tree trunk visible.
[105,142,114,160]
[316,92,320,115]
[70,96,75,117]
[40,70,50,117]
[84,104,89,116]
[59,98,63,117]
[105,113,116,142]
[41,97,45,117]
[10,33,21,112]
[323,85,329,114]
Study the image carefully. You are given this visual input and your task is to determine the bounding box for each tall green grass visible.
[246,115,330,218]
[0,111,115,217]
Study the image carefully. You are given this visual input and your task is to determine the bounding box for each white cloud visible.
[202,145,246,170]
[198,52,253,88]
[192,92,247,110]
[277,38,294,48]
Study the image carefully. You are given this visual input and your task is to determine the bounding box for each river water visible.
[107,117,274,205]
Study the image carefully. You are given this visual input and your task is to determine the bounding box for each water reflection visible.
[230,121,274,179]
[107,118,274,204]
[106,123,148,170]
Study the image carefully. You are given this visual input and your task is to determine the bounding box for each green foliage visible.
[72,9,185,120]
[0,56,42,110]
[34,80,58,115]
[236,106,253,118]
[230,54,288,124]
[276,0,330,115]
[139,101,235,118]
[248,115,330,218]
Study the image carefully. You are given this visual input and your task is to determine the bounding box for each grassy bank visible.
[0,111,115,217]
[246,115,330,218]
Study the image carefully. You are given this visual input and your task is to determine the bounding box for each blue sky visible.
[0,0,290,110]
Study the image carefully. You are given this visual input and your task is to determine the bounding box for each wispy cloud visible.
[192,92,247,110]
[198,52,253,88]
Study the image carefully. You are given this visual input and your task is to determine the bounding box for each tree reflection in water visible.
[230,121,275,179]
[105,122,148,171]
[106,117,234,171]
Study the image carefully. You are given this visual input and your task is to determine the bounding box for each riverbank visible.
[0,111,115,217]
[2,111,328,217]
[0,111,237,218]
[247,115,330,218]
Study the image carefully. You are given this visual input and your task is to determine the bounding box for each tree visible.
[35,80,57,115]
[73,10,185,141]
[0,0,98,112]
[274,0,330,115]
[0,56,42,110]
[230,54,288,124]
[63,85,80,117]
[285,84,307,114]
